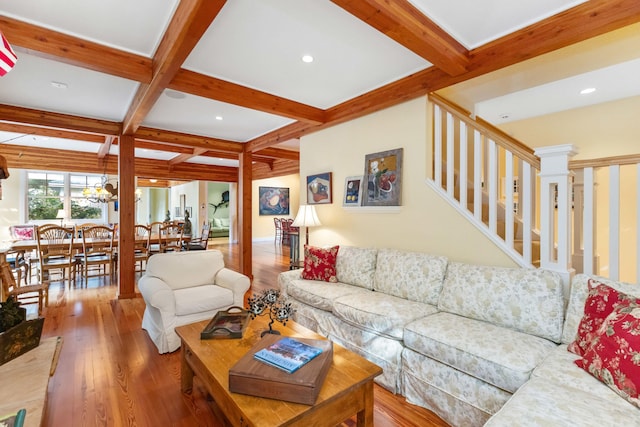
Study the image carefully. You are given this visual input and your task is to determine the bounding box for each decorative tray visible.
[201,306,250,340]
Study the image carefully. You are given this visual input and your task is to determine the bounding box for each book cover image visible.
[254,337,323,373]
[0,408,26,427]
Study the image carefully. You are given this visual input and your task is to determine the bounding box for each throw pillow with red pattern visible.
[301,245,339,283]
[576,301,640,408]
[568,279,633,356]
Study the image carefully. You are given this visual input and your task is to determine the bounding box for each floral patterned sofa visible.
[278,246,640,426]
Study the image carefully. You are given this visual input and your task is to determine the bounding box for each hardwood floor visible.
[38,240,449,427]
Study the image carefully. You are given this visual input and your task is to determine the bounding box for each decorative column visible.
[534,144,578,300]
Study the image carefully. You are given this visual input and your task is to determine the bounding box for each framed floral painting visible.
[363,148,403,206]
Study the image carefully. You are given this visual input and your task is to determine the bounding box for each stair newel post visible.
[534,144,578,300]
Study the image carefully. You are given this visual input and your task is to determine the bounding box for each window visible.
[27,172,104,221]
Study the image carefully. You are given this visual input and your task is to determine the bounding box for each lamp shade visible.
[292,205,321,228]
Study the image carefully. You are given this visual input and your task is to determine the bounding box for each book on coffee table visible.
[229,334,333,405]
[254,337,323,373]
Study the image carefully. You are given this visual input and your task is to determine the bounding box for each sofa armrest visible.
[278,269,302,298]
[215,268,251,307]
[138,276,176,313]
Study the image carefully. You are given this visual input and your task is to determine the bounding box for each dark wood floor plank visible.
[38,241,447,426]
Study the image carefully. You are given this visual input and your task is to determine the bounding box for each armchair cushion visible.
[144,250,225,290]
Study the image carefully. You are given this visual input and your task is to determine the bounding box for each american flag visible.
[0,30,18,76]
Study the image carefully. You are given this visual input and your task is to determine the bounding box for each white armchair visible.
[138,250,250,353]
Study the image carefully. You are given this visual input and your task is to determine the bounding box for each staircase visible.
[428,93,640,285]
[429,93,541,268]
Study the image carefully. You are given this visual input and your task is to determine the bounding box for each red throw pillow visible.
[301,245,339,283]
[576,302,640,408]
[568,279,629,356]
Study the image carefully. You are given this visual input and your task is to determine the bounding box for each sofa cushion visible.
[568,278,633,356]
[301,245,339,282]
[174,284,234,316]
[485,376,640,427]
[373,248,448,305]
[333,292,437,340]
[145,250,225,290]
[335,246,377,290]
[438,263,564,342]
[286,279,370,312]
[533,345,637,402]
[562,274,640,344]
[576,302,640,408]
[404,312,557,393]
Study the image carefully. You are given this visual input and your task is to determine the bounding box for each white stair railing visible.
[428,94,541,268]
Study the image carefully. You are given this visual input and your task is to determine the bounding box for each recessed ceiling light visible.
[580,87,596,95]
[149,179,158,183]
[301,55,314,63]
[165,89,186,99]
[215,116,223,121]
[50,81,68,89]
[499,113,510,120]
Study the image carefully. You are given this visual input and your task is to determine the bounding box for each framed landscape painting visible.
[343,176,364,206]
[307,172,332,205]
[363,148,403,206]
[258,187,290,215]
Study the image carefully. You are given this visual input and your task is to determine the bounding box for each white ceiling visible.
[0,0,636,166]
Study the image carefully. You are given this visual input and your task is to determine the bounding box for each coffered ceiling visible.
[0,0,638,182]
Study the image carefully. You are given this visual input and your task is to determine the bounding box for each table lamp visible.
[291,205,321,246]
[56,209,65,226]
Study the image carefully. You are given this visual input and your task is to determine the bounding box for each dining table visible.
[0,233,189,299]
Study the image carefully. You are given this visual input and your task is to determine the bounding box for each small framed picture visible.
[307,172,332,205]
[343,176,364,206]
[363,148,403,206]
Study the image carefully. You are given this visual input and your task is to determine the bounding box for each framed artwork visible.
[363,148,403,206]
[258,187,290,215]
[343,176,364,206]
[307,172,332,205]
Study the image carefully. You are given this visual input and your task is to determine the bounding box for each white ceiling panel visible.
[0,0,178,56]
[143,91,295,143]
[408,0,588,49]
[475,58,640,124]
[186,156,239,168]
[183,0,430,109]
[134,147,177,162]
[0,131,100,153]
[0,52,139,121]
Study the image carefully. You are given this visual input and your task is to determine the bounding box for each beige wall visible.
[299,97,517,267]
[0,168,21,245]
[252,174,300,241]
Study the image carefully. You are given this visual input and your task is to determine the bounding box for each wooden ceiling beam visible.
[253,147,300,161]
[332,0,469,76]
[0,16,152,83]
[121,0,227,135]
[0,122,104,143]
[97,136,116,159]
[134,140,193,154]
[169,147,207,165]
[135,126,243,153]
[169,69,326,124]
[0,103,122,136]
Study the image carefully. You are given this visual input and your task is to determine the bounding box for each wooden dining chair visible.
[35,224,77,288]
[274,218,283,244]
[159,223,183,253]
[183,222,211,251]
[79,225,115,282]
[134,224,152,272]
[0,262,47,315]
[148,221,164,254]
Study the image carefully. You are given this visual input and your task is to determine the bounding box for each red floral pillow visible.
[576,302,640,408]
[301,245,339,283]
[568,279,629,356]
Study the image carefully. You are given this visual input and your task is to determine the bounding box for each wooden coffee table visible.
[175,315,382,427]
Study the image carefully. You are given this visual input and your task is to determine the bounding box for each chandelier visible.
[82,175,141,203]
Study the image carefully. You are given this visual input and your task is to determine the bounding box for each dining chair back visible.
[35,224,76,288]
[79,225,115,281]
[183,222,211,251]
[274,217,283,243]
[1,262,47,315]
[159,223,183,253]
[134,224,152,272]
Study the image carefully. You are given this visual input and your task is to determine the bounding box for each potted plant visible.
[0,296,44,366]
